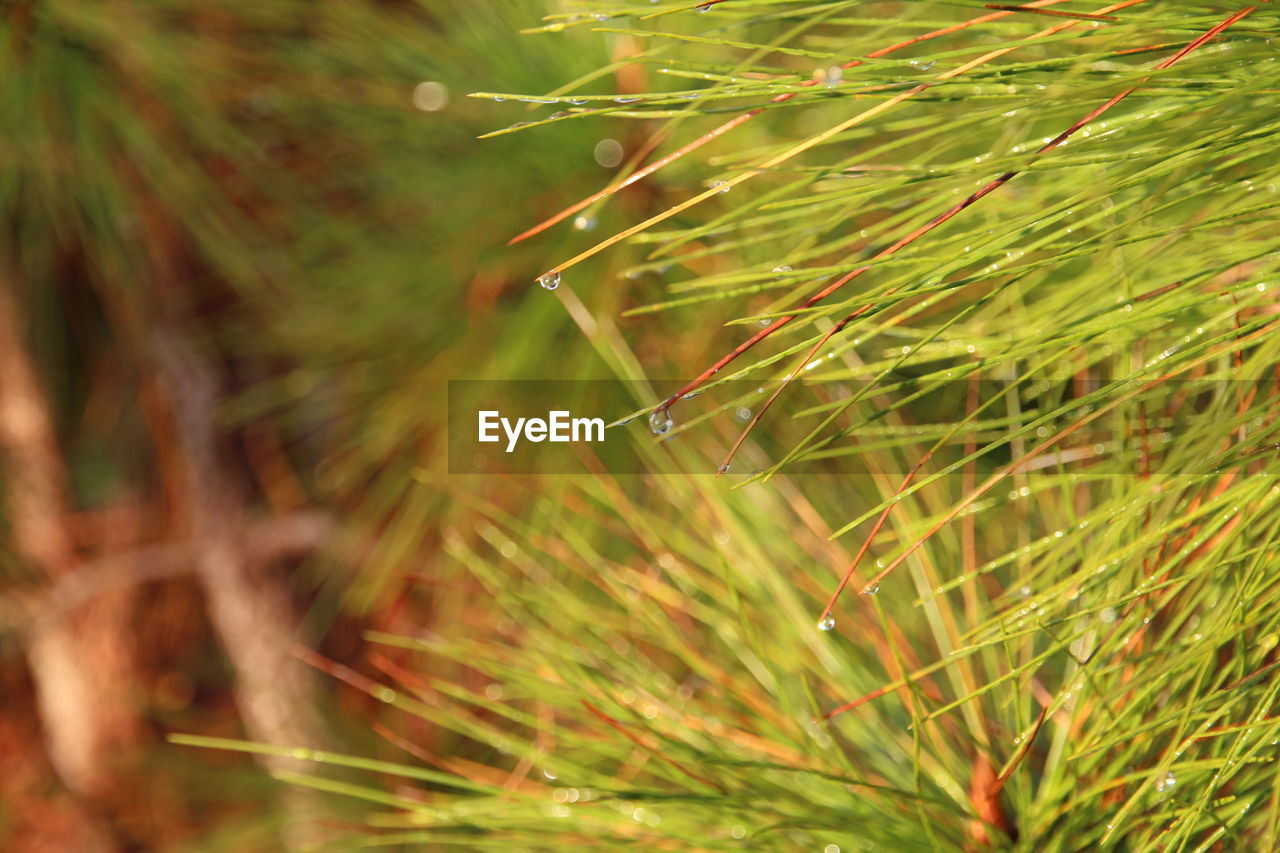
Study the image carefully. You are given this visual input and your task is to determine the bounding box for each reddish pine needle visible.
[984,4,1119,20]
[654,0,1152,417]
[706,0,1249,481]
[815,452,938,626]
[1134,280,1183,302]
[823,683,897,720]
[509,0,1078,246]
[994,707,1050,790]
[581,700,725,791]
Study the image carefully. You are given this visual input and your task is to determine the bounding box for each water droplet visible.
[649,410,674,435]
[696,2,712,12]
[773,265,792,275]
[412,81,449,112]
[538,271,561,290]
[817,616,836,631]
[711,180,730,194]
[734,406,752,421]
[594,138,624,167]
[1156,771,1176,792]
[863,583,880,596]
[909,60,935,71]
[823,66,843,87]
[717,462,731,474]
[573,214,597,231]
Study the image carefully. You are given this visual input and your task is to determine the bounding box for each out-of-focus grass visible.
[2,0,635,847]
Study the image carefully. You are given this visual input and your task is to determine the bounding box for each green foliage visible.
[2,0,617,844]
[195,2,1280,851]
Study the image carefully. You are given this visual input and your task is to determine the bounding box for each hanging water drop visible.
[817,616,836,631]
[696,2,712,12]
[863,583,880,596]
[537,271,561,290]
[1156,771,1176,792]
[649,410,674,435]
[717,462,731,474]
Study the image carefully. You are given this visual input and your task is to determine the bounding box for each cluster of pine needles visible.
[187,2,1279,850]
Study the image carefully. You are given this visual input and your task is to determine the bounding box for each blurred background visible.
[0,1,663,848]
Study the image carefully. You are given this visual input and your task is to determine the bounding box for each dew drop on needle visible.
[817,616,836,632]
[648,410,674,435]
[537,271,561,290]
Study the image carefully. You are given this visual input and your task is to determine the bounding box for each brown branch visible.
[0,511,335,633]
[148,319,330,852]
[0,272,76,578]
[0,267,129,851]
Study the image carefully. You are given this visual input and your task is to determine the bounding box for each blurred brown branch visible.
[0,266,125,852]
[1,510,335,634]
